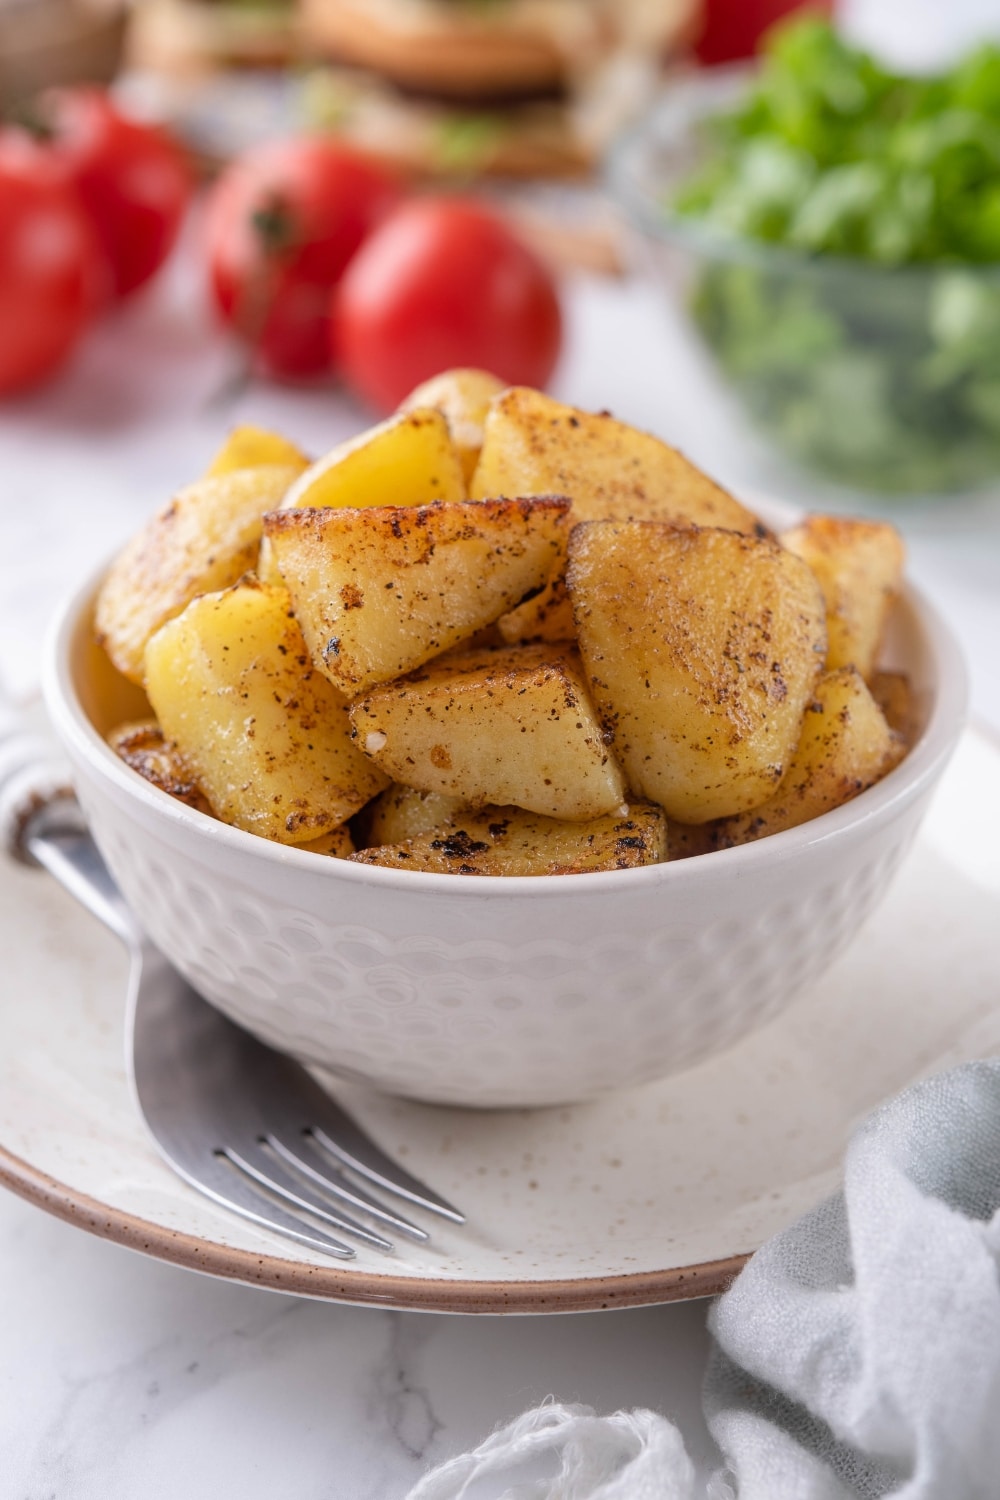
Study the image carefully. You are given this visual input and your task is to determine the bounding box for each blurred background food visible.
[0,73,190,395]
[203,133,404,379]
[118,0,706,282]
[128,0,699,179]
[4,0,1000,500]
[611,16,1000,495]
[690,0,834,66]
[129,0,299,75]
[0,0,126,112]
[3,0,1000,746]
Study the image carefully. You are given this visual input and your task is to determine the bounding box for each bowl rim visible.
[44,523,968,901]
[606,66,1000,284]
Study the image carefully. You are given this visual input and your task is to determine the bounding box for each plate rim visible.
[0,1143,747,1312]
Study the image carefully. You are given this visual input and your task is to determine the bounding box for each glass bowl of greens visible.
[608,18,1000,497]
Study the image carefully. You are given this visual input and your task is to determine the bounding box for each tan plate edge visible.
[0,1143,747,1312]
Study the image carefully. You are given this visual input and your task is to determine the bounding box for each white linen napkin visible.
[406,1060,1000,1499]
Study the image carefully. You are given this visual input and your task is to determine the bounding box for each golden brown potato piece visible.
[349,644,627,822]
[706,668,904,849]
[471,387,763,533]
[204,425,310,477]
[781,515,905,681]
[568,522,827,823]
[282,408,466,512]
[496,574,577,646]
[351,802,667,876]
[663,819,715,861]
[107,720,213,816]
[298,826,356,857]
[472,388,765,643]
[266,497,570,696]
[144,580,387,845]
[870,669,922,748]
[95,465,301,684]
[366,785,470,846]
[257,409,469,584]
[399,369,506,484]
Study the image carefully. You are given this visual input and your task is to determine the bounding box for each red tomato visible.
[332,198,562,412]
[205,137,404,380]
[0,133,99,396]
[46,89,190,300]
[694,0,835,65]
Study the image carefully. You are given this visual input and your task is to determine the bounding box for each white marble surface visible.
[0,1196,715,1497]
[3,27,1000,1487]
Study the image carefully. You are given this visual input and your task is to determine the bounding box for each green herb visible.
[672,17,1000,493]
[431,114,507,175]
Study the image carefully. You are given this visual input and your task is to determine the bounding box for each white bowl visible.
[44,526,967,1108]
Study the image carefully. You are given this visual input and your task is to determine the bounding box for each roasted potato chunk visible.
[496,574,577,646]
[399,369,506,483]
[781,515,904,681]
[144,580,387,844]
[107,719,213,816]
[95,465,301,684]
[870,669,922,748]
[258,408,468,584]
[91,377,913,877]
[298,826,356,857]
[706,668,903,849]
[366,785,469,846]
[266,497,570,696]
[205,425,310,477]
[350,644,627,821]
[472,387,765,644]
[351,802,667,876]
[568,522,827,823]
[281,408,466,512]
[663,819,715,861]
[471,387,763,533]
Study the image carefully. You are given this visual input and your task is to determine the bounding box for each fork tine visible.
[129,948,466,1232]
[267,1132,430,1242]
[309,1121,466,1224]
[260,1073,467,1226]
[175,1150,358,1259]
[224,1144,395,1251]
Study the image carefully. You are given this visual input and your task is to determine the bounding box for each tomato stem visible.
[251,198,297,258]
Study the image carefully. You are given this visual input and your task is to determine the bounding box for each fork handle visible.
[0,703,140,949]
[26,816,141,951]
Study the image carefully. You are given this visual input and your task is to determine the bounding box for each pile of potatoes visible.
[95,370,912,876]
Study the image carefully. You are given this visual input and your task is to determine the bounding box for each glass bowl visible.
[608,71,1000,498]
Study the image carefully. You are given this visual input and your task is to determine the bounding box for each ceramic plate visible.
[1,726,998,1313]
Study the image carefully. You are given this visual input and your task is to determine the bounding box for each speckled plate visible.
[1,726,998,1313]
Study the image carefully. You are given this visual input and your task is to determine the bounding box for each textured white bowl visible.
[44,533,966,1107]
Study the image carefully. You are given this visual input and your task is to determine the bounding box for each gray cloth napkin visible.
[406,1061,1000,1499]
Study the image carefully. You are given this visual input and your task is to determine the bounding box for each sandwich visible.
[297,0,700,177]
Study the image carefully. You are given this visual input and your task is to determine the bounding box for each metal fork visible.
[2,749,463,1260]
